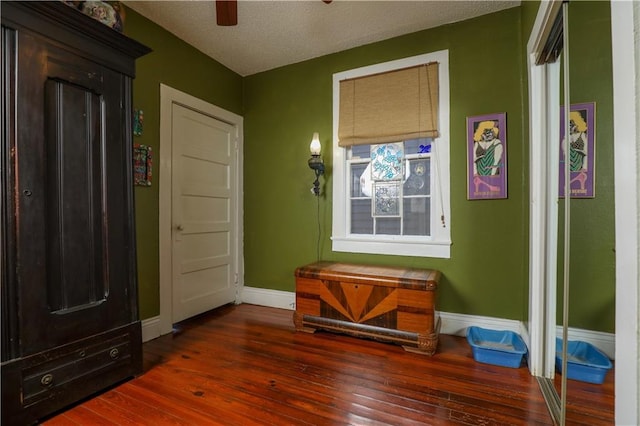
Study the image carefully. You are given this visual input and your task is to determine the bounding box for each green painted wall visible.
[243,7,530,321]
[123,2,614,333]
[123,8,243,319]
[243,3,615,331]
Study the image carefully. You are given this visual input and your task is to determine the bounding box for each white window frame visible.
[331,50,451,258]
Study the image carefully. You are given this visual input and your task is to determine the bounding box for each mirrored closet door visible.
[528,1,616,424]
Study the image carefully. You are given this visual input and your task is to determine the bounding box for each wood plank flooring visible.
[42,304,614,425]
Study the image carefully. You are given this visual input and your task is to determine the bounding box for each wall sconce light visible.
[308,132,325,196]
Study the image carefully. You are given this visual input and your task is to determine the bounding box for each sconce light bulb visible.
[310,132,321,155]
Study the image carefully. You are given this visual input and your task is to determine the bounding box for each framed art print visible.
[559,102,595,198]
[467,113,507,200]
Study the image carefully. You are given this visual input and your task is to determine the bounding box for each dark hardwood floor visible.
[42,304,614,425]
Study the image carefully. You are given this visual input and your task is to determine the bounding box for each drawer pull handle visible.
[41,374,54,386]
[78,350,86,358]
[109,348,120,359]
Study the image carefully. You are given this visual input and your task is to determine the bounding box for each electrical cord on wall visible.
[433,143,446,227]
[316,194,321,262]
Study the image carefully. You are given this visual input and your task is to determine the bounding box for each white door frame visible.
[611,2,639,424]
[526,0,563,379]
[158,84,244,335]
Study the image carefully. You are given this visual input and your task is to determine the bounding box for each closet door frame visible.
[611,2,639,424]
[527,0,563,380]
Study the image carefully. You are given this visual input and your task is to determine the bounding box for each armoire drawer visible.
[1,322,142,424]
[21,334,132,406]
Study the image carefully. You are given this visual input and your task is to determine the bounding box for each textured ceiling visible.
[124,1,520,76]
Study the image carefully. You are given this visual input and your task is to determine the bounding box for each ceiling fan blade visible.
[216,0,237,26]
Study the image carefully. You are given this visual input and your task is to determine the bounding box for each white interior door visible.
[171,103,237,323]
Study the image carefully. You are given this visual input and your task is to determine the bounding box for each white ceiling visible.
[124,1,520,76]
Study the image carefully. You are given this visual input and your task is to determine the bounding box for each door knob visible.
[176,224,184,231]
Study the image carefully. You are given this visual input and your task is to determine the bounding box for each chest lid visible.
[295,261,440,290]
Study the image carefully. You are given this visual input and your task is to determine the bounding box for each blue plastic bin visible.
[466,326,527,368]
[555,338,612,384]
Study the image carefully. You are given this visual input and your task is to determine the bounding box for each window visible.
[332,50,451,258]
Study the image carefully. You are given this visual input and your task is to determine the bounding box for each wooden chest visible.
[294,262,441,355]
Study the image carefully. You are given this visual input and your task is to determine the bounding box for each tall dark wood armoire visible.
[1,3,150,424]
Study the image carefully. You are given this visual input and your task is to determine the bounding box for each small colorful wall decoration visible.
[133,143,152,186]
[559,102,595,198]
[467,112,508,200]
[133,109,144,136]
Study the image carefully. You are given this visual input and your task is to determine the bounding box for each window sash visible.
[347,147,432,237]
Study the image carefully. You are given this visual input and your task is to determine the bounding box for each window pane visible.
[404,138,433,155]
[351,144,371,159]
[350,163,369,197]
[351,199,373,234]
[405,159,430,196]
[403,197,430,236]
[376,217,401,235]
[348,140,433,237]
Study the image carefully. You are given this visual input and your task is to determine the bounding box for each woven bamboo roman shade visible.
[338,62,439,147]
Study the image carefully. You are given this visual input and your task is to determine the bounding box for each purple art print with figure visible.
[467,113,507,200]
[559,102,595,198]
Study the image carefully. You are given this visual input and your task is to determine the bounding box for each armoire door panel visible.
[45,79,108,313]
[15,33,131,355]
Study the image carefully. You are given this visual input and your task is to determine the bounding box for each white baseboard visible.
[238,286,615,359]
[438,311,522,336]
[141,316,162,343]
[240,286,296,310]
